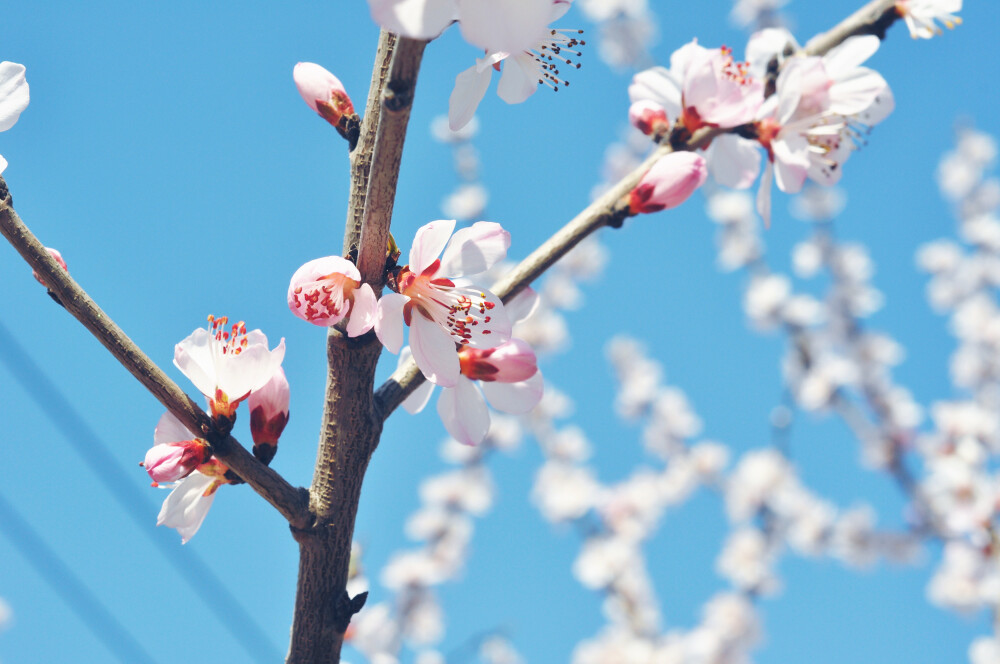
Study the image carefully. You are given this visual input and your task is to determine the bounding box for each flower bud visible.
[248,367,290,465]
[287,256,377,336]
[628,152,708,214]
[629,100,669,137]
[143,439,212,484]
[31,247,68,287]
[459,339,538,383]
[294,62,355,127]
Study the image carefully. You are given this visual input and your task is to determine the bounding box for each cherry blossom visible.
[248,367,290,464]
[368,0,557,55]
[896,0,962,40]
[293,62,355,127]
[447,3,584,130]
[157,460,231,544]
[142,411,212,485]
[376,219,512,386]
[174,315,286,419]
[627,151,708,214]
[287,255,377,335]
[0,61,30,175]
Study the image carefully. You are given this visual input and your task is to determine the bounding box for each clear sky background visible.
[1,1,999,662]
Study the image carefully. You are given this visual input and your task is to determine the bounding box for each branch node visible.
[333,590,369,633]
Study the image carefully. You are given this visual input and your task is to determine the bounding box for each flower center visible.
[530,28,585,92]
[208,315,248,356]
[398,260,497,345]
[290,272,357,322]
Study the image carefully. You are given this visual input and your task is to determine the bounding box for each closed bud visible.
[32,247,68,287]
[459,339,538,383]
[629,100,669,137]
[628,152,708,214]
[142,439,212,484]
[248,367,290,465]
[294,62,357,144]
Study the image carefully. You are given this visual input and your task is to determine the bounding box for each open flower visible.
[142,412,212,485]
[287,256,377,335]
[0,61,30,175]
[376,219,512,387]
[895,0,962,39]
[447,1,583,130]
[174,315,286,419]
[248,367,290,465]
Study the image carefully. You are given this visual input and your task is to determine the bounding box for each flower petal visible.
[756,160,774,226]
[368,0,458,40]
[154,412,197,447]
[399,347,436,414]
[438,221,511,278]
[449,62,492,132]
[410,314,461,387]
[822,35,880,80]
[708,134,761,189]
[174,327,218,399]
[457,0,551,55]
[496,53,538,105]
[347,282,378,337]
[375,292,408,353]
[481,370,544,414]
[506,286,539,325]
[157,472,219,544]
[0,62,29,133]
[437,376,490,445]
[410,219,457,274]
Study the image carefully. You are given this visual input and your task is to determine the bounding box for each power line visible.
[0,319,282,663]
[0,488,158,664]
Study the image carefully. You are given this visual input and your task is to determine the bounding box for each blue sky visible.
[1,1,998,662]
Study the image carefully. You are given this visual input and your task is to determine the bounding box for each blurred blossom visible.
[790,185,847,222]
[431,114,480,143]
[442,183,489,222]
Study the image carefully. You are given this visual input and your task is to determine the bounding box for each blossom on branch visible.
[293,62,355,127]
[0,61,30,174]
[287,255,377,335]
[174,315,286,420]
[627,151,708,214]
[142,412,213,485]
[896,0,962,40]
[377,219,512,386]
[248,367,290,465]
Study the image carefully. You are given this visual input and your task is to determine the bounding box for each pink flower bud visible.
[143,439,212,484]
[629,100,669,136]
[248,367,290,464]
[459,339,538,383]
[628,152,708,214]
[294,62,354,127]
[32,247,68,287]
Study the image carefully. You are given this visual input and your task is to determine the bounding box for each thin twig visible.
[0,179,310,529]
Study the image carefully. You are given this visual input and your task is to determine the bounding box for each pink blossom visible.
[0,61,29,174]
[31,247,68,287]
[287,255,377,335]
[376,220,512,387]
[293,62,354,127]
[628,151,708,214]
[628,99,669,137]
[248,367,290,465]
[142,412,212,484]
[173,315,286,419]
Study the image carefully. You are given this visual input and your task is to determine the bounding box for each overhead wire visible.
[0,319,282,663]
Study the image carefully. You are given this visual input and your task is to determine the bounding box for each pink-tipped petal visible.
[347,283,378,337]
[629,152,708,214]
[437,376,490,445]
[375,292,408,354]
[154,412,197,447]
[480,370,544,414]
[410,219,457,275]
[438,221,511,278]
[410,314,461,387]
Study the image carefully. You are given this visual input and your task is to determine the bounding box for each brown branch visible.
[286,34,427,664]
[0,178,310,529]
[803,0,898,56]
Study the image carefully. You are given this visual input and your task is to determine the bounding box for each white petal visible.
[628,66,682,118]
[496,54,538,105]
[157,473,218,544]
[438,221,511,277]
[437,377,490,445]
[756,160,774,226]
[773,136,810,194]
[347,283,377,337]
[410,219,457,274]
[0,155,7,174]
[399,346,436,414]
[0,62,29,133]
[481,370,544,414]
[457,0,551,55]
[708,135,761,189]
[174,328,218,398]
[448,62,492,131]
[154,412,197,447]
[375,292,408,353]
[368,0,458,40]
[410,314,460,387]
[822,35,880,79]
[745,28,799,78]
[828,68,889,117]
[505,287,539,324]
